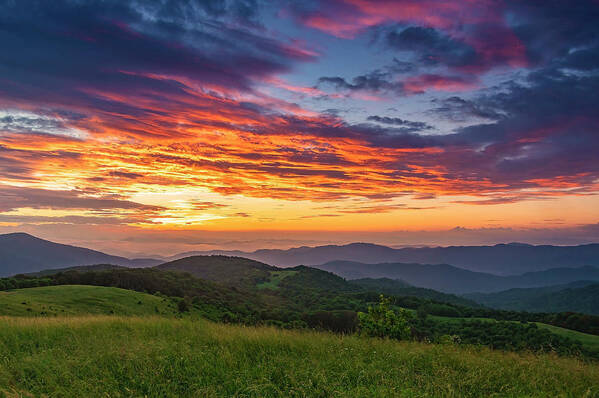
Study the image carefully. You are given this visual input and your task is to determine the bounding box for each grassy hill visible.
[0,316,597,397]
[0,285,190,317]
[5,260,599,335]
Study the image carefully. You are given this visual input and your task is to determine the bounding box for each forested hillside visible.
[466,282,599,314]
[3,256,599,357]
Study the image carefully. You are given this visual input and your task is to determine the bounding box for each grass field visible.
[0,316,598,397]
[1,286,598,396]
[0,285,187,317]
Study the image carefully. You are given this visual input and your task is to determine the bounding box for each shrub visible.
[358,295,413,340]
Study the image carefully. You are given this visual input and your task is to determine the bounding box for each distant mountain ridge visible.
[349,278,481,308]
[168,242,599,275]
[465,282,599,315]
[312,261,599,294]
[4,231,599,294]
[0,233,161,277]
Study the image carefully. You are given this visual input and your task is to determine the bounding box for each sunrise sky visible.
[1,0,598,255]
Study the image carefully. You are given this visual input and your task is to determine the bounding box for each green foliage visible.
[358,295,413,340]
[2,265,599,358]
[156,255,276,288]
[178,298,190,313]
[420,318,590,357]
[303,310,358,333]
[255,270,298,290]
[0,276,53,290]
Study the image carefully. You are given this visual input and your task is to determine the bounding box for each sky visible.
[1,0,598,255]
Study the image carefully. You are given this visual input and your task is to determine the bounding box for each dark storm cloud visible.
[0,0,315,121]
[317,70,404,95]
[505,0,599,68]
[435,68,599,184]
[309,52,599,187]
[385,26,477,68]
[429,96,504,122]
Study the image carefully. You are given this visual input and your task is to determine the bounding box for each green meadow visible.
[1,315,598,398]
[0,285,189,317]
[1,285,599,397]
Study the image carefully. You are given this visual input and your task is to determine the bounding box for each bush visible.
[358,295,413,340]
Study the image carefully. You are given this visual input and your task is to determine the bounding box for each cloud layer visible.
[0,0,597,244]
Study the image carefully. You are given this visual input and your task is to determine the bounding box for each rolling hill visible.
[313,261,599,294]
[0,233,161,276]
[168,242,599,275]
[465,282,599,314]
[155,255,277,287]
[0,285,188,317]
[4,259,599,354]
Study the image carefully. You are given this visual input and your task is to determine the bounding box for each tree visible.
[358,295,413,340]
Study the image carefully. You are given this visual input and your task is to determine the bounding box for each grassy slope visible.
[1,316,598,398]
[0,285,189,317]
[432,315,599,354]
[536,323,599,352]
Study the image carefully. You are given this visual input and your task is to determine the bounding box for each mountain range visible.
[2,231,599,316]
[312,261,599,294]
[0,233,160,277]
[2,233,599,297]
[465,281,599,314]
[168,242,599,275]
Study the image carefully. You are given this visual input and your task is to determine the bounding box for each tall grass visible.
[1,316,597,397]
